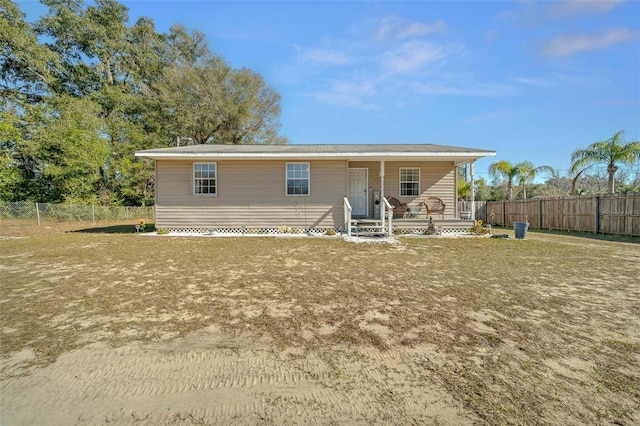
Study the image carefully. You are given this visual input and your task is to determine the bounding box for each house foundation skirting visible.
[160,220,474,236]
[163,226,342,235]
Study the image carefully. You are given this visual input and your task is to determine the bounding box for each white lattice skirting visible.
[161,225,474,236]
[164,227,341,236]
[393,226,474,235]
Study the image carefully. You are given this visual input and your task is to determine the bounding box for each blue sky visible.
[18,0,640,181]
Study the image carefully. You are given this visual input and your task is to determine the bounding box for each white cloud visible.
[313,92,378,111]
[485,30,500,43]
[312,77,378,111]
[331,78,376,97]
[411,81,518,97]
[381,40,446,74]
[299,47,352,65]
[541,27,640,57]
[547,0,626,19]
[496,0,626,27]
[375,17,446,41]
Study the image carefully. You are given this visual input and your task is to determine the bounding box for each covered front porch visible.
[346,158,481,221]
[344,157,482,237]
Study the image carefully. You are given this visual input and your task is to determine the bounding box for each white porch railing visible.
[382,197,393,236]
[343,197,352,237]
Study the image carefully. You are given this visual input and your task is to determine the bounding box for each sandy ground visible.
[1,225,638,425]
[1,326,474,425]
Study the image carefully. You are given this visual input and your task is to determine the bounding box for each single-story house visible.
[134,143,496,234]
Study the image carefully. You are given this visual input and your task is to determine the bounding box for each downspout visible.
[455,165,459,218]
[380,160,385,223]
[470,160,476,222]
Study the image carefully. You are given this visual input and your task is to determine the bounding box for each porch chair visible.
[385,196,408,219]
[424,197,446,219]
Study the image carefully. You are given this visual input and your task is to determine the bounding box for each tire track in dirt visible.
[1,328,475,425]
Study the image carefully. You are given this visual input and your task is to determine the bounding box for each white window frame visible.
[399,167,420,197]
[193,162,217,196]
[286,162,310,196]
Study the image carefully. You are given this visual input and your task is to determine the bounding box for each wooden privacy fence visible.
[458,201,487,222]
[485,193,640,237]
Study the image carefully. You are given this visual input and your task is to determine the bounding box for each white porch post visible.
[380,160,385,220]
[470,160,476,222]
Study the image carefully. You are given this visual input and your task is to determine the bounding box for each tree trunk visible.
[608,172,615,194]
[607,163,618,193]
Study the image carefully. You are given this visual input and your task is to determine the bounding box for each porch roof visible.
[135,143,496,165]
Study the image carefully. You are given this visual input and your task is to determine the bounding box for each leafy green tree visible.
[474,177,491,201]
[0,112,24,200]
[34,96,108,203]
[158,58,286,145]
[1,97,107,203]
[35,0,166,204]
[101,114,157,205]
[126,17,171,95]
[0,0,56,105]
[2,0,288,205]
[570,130,640,194]
[167,24,209,67]
[36,0,131,94]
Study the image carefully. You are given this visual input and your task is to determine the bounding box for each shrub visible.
[469,220,489,235]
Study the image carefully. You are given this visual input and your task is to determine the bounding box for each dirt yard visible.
[1,221,639,425]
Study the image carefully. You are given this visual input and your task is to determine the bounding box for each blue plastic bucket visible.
[513,222,529,239]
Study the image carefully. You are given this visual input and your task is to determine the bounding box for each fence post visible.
[35,202,41,226]
[503,201,506,226]
[539,199,543,229]
[593,195,600,234]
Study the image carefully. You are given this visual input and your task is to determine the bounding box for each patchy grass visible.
[1,220,639,425]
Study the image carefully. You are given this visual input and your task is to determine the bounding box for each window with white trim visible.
[400,167,420,196]
[286,162,310,196]
[193,163,217,195]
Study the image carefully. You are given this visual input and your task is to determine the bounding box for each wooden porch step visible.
[352,229,387,237]
[351,219,382,225]
[351,220,387,237]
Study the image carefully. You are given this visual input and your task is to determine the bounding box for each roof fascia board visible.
[135,151,496,161]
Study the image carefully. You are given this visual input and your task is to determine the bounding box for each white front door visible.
[348,168,368,217]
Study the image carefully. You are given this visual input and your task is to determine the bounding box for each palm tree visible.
[570,130,640,194]
[488,160,528,200]
[517,161,554,199]
[457,180,471,201]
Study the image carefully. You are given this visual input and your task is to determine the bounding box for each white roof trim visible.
[134,151,492,158]
[134,144,496,163]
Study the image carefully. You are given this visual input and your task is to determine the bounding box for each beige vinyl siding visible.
[348,161,455,218]
[155,160,347,229]
[386,161,456,217]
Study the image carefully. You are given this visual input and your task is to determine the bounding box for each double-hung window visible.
[194,163,217,196]
[286,163,310,196]
[400,168,420,196]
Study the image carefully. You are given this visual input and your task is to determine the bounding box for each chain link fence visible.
[0,202,154,225]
